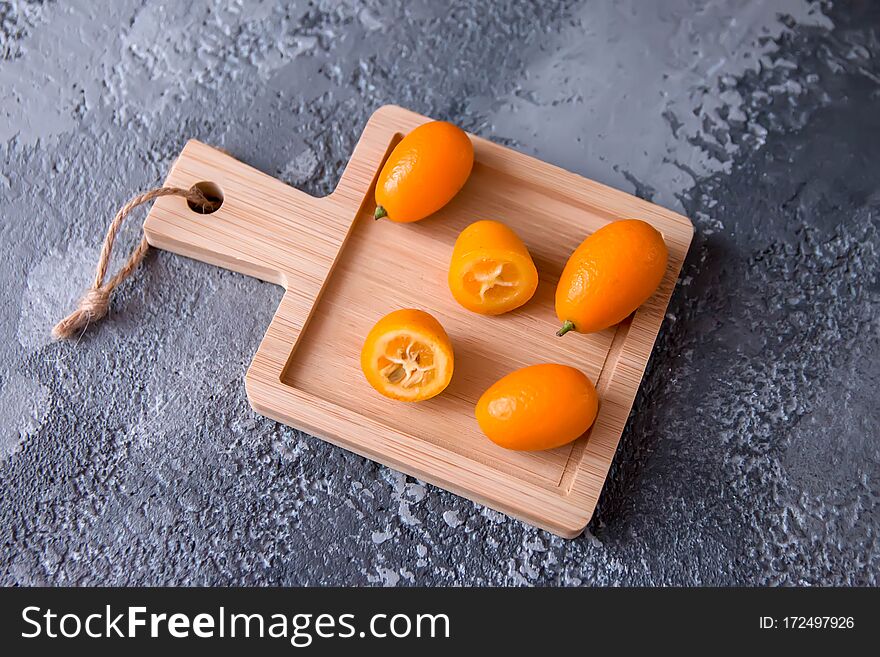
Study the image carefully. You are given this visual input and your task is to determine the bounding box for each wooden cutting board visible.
[143,105,693,538]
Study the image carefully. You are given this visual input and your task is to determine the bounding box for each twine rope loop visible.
[52,185,214,340]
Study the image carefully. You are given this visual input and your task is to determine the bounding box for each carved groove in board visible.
[278,132,404,375]
[558,313,633,493]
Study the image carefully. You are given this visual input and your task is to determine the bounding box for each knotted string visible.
[52,185,216,340]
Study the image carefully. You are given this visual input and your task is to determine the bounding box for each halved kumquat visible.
[448,220,538,315]
[361,309,454,402]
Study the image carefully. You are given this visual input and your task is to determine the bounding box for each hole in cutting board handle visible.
[187,181,224,214]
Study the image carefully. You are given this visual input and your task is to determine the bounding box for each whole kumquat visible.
[556,219,668,336]
[374,121,473,223]
[475,364,598,451]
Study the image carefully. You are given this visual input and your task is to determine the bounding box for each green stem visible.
[374,205,387,220]
[556,320,576,337]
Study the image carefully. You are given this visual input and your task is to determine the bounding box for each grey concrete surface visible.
[1,0,878,585]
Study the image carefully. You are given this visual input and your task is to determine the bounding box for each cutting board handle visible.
[143,108,417,290]
[143,140,341,287]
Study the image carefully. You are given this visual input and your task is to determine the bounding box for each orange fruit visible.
[556,219,668,336]
[361,309,454,401]
[475,364,598,451]
[374,121,474,223]
[448,220,538,315]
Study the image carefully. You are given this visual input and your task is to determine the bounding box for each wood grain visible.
[143,105,694,537]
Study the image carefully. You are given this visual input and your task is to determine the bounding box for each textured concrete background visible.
[1,0,878,585]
